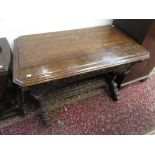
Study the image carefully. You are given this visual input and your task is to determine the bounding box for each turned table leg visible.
[104,65,132,101]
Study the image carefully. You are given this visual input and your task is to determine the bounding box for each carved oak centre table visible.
[13,25,149,126]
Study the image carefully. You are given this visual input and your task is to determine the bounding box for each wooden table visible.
[13,25,150,126]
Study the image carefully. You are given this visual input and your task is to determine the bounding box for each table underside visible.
[27,63,135,126]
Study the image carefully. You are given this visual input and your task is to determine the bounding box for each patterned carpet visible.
[0,74,155,135]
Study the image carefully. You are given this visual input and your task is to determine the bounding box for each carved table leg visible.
[33,95,51,127]
[105,64,134,101]
[105,73,119,101]
[115,71,128,90]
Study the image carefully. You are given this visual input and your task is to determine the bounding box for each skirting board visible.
[121,75,149,87]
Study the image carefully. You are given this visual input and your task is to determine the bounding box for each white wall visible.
[0,0,113,49]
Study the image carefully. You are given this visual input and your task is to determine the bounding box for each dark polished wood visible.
[0,38,11,99]
[0,38,24,120]
[113,19,154,44]
[124,21,155,83]
[13,25,149,87]
[13,25,150,126]
[113,20,155,85]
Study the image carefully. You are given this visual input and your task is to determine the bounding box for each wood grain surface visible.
[13,25,150,87]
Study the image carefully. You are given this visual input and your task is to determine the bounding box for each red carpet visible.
[0,74,155,135]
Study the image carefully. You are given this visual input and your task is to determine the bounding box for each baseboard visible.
[121,76,149,87]
[145,129,155,135]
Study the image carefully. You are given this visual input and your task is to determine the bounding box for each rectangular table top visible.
[13,25,150,87]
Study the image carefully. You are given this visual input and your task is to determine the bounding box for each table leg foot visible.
[37,96,51,127]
